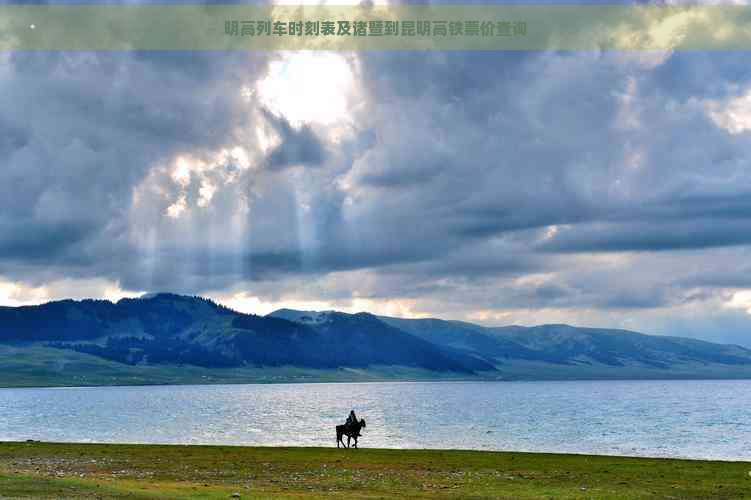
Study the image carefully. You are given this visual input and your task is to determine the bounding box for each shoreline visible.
[1,442,749,498]
[4,374,751,391]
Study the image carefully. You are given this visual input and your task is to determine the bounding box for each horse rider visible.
[346,409,361,436]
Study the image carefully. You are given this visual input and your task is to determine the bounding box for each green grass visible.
[0,344,482,388]
[0,442,749,499]
[4,344,751,389]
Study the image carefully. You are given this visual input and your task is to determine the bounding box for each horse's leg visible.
[346,435,351,448]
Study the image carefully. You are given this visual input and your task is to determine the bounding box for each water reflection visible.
[0,380,750,460]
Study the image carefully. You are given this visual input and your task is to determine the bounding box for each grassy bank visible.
[0,344,487,387]
[0,442,749,498]
[6,344,751,389]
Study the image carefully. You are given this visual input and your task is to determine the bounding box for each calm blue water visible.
[0,380,750,460]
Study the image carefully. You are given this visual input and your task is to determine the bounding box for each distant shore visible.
[7,375,751,390]
[0,442,749,499]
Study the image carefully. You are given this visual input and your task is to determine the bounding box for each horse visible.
[336,418,366,448]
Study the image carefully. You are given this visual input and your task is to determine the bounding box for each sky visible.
[2,1,751,346]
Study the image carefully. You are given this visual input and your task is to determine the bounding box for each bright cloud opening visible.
[255,52,358,127]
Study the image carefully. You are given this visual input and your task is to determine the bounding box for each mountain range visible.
[1,293,751,387]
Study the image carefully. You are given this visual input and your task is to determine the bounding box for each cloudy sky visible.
[2,1,751,346]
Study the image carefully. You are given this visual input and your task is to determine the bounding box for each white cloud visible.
[0,277,144,307]
[707,89,751,134]
[726,290,751,314]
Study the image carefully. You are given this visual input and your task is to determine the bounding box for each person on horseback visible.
[346,409,361,436]
[337,410,366,448]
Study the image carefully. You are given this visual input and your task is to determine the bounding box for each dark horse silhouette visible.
[336,418,366,448]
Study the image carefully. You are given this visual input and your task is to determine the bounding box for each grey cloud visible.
[539,220,751,253]
[263,110,328,170]
[0,49,263,278]
[4,47,751,346]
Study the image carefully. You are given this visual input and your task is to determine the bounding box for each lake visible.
[1,379,750,460]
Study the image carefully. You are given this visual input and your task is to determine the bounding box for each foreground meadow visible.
[0,442,749,499]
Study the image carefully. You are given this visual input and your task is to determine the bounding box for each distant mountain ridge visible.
[375,316,751,369]
[1,293,751,387]
[271,308,751,371]
[0,293,490,374]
